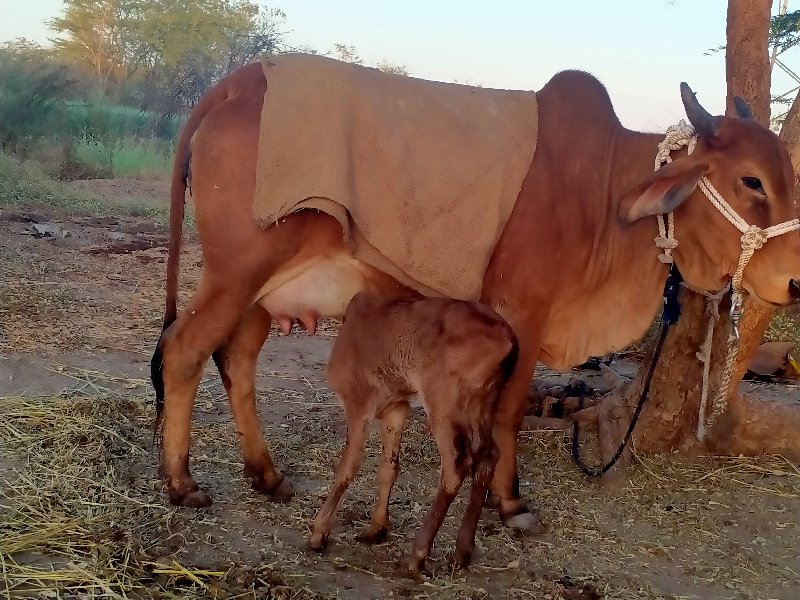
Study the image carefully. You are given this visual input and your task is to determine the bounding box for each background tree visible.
[331,43,409,75]
[332,43,363,64]
[375,59,410,76]
[49,0,285,111]
[49,0,129,98]
[0,41,72,153]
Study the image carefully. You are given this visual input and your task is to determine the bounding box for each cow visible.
[307,291,518,571]
[150,58,800,535]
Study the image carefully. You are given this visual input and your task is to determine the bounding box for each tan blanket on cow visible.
[254,53,538,300]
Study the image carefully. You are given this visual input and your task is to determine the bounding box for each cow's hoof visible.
[355,526,388,545]
[453,551,473,570]
[453,542,474,569]
[307,532,328,552]
[502,511,548,534]
[406,560,431,581]
[253,476,295,502]
[169,487,213,508]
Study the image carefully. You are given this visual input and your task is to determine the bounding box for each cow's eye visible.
[742,176,766,195]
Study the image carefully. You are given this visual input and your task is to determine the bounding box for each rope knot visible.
[654,235,678,250]
[740,225,768,251]
[654,120,698,169]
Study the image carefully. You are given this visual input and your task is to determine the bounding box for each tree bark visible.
[725,0,773,123]
[781,88,800,201]
[717,0,776,423]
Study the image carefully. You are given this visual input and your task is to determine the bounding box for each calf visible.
[308,292,519,572]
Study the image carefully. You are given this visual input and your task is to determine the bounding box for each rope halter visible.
[653,120,800,440]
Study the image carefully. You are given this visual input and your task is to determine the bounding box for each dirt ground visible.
[2,180,800,599]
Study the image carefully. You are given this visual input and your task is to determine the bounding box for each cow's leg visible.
[308,415,370,551]
[157,277,261,507]
[487,339,548,534]
[211,304,293,501]
[356,401,410,544]
[154,66,320,507]
[157,215,303,507]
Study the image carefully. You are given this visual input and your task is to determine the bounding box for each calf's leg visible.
[212,304,293,501]
[308,416,370,551]
[357,401,410,544]
[454,432,499,568]
[409,420,470,574]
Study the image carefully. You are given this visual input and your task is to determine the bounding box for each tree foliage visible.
[49,0,285,110]
[0,41,73,151]
[707,9,800,59]
[48,0,128,97]
[770,9,800,56]
[332,43,409,76]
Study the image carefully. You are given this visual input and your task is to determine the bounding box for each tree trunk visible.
[593,1,794,470]
[781,88,800,199]
[724,0,773,123]
[718,0,776,425]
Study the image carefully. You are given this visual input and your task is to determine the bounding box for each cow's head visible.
[619,84,800,306]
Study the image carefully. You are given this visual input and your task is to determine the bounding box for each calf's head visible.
[619,84,800,306]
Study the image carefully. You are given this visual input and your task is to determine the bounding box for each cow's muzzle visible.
[789,279,800,301]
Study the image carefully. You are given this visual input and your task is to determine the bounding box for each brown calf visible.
[308,292,518,572]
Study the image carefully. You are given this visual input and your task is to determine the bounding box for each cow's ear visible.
[618,159,708,226]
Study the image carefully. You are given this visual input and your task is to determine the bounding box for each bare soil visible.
[1,179,799,599]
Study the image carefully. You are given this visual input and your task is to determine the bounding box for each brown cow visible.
[150,58,800,534]
[308,292,518,571]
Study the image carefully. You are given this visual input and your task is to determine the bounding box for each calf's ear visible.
[618,158,708,226]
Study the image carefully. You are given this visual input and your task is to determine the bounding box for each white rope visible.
[697,177,800,244]
[653,122,800,440]
[654,121,697,264]
[653,120,697,169]
[683,281,730,441]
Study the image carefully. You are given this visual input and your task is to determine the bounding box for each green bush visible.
[0,150,176,222]
[72,134,173,179]
[64,102,182,141]
[0,56,72,152]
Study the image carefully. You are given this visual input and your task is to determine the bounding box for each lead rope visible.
[682,281,729,440]
[654,121,800,440]
[571,265,683,477]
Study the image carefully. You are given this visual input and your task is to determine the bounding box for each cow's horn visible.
[680,82,719,137]
[733,96,755,120]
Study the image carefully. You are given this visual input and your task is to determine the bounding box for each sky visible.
[3,1,798,131]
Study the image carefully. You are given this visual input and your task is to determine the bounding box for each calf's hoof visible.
[168,485,213,508]
[253,475,295,502]
[307,531,329,553]
[406,558,432,581]
[355,526,388,545]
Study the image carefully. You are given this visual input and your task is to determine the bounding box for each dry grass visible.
[0,392,329,599]
[3,377,800,599]
[0,218,197,356]
[766,308,800,348]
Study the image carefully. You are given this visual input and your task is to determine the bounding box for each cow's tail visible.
[150,83,229,442]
